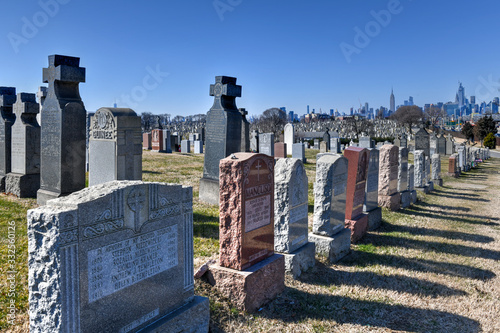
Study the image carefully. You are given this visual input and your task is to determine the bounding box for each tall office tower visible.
[409,96,414,106]
[307,105,310,114]
[457,82,465,107]
[364,102,369,114]
[493,97,499,113]
[390,88,395,112]
[330,109,334,116]
[470,96,476,104]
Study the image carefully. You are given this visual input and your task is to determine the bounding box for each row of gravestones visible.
[448,145,490,177]
[414,127,456,156]
[142,130,204,154]
[0,56,145,200]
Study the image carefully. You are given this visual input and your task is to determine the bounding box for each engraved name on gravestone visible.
[274,158,309,253]
[0,87,16,192]
[259,133,274,157]
[219,153,274,270]
[88,108,142,187]
[28,181,208,333]
[37,55,87,205]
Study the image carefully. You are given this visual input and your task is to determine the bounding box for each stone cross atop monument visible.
[37,54,87,205]
[209,76,241,111]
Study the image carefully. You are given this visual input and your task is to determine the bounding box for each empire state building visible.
[390,88,395,112]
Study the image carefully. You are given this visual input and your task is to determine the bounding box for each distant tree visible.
[255,108,287,140]
[474,115,496,146]
[461,122,474,143]
[483,132,496,149]
[424,106,447,128]
[390,105,423,134]
[343,116,374,139]
[141,112,156,132]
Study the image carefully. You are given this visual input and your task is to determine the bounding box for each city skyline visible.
[1,1,500,117]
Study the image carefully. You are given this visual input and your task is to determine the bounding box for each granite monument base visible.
[400,190,411,208]
[5,173,40,198]
[308,228,351,263]
[199,177,219,205]
[426,181,434,192]
[434,178,443,186]
[378,192,401,211]
[139,296,209,333]
[206,254,285,313]
[0,176,5,193]
[415,186,430,194]
[410,190,418,203]
[281,242,315,279]
[345,213,369,243]
[365,207,382,231]
[447,172,459,178]
[36,188,64,205]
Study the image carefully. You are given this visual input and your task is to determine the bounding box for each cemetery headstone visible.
[181,140,191,153]
[239,108,250,152]
[37,55,87,205]
[274,142,287,158]
[358,136,372,149]
[259,133,274,157]
[0,87,16,192]
[400,133,408,148]
[378,144,401,211]
[343,147,369,242]
[330,137,341,153]
[199,76,244,205]
[319,141,327,153]
[408,164,417,203]
[313,139,319,150]
[5,93,40,197]
[448,154,459,177]
[274,158,314,278]
[322,130,330,151]
[28,181,209,332]
[414,150,429,192]
[429,133,437,154]
[431,153,442,186]
[364,148,382,230]
[88,107,142,187]
[393,137,401,147]
[398,147,410,208]
[284,123,294,155]
[36,86,47,125]
[425,156,434,191]
[414,127,430,157]
[437,134,446,155]
[292,143,306,163]
[445,134,454,155]
[142,132,151,150]
[194,140,203,154]
[151,129,164,152]
[207,153,285,313]
[162,129,172,153]
[309,154,351,262]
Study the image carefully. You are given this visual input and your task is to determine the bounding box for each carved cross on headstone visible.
[209,76,241,111]
[43,55,85,101]
[255,160,262,181]
[127,188,146,232]
[0,87,17,110]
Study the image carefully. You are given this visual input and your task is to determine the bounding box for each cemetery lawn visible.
[0,150,498,332]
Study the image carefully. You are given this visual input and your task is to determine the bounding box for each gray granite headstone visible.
[397,147,409,192]
[364,148,379,212]
[359,136,372,149]
[292,143,305,162]
[37,55,87,205]
[194,140,203,154]
[0,87,16,192]
[330,137,340,153]
[162,129,172,153]
[429,133,437,153]
[400,134,407,148]
[275,158,309,253]
[239,108,250,152]
[414,150,425,187]
[259,133,274,157]
[27,181,209,333]
[431,153,441,181]
[199,76,243,205]
[408,164,415,191]
[6,93,40,197]
[445,134,454,155]
[88,108,142,187]
[414,127,430,157]
[313,139,319,150]
[313,154,348,236]
[437,135,446,155]
[181,140,191,153]
[322,130,330,151]
[284,123,294,156]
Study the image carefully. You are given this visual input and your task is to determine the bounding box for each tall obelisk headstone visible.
[37,55,86,205]
[199,76,243,205]
[0,87,16,192]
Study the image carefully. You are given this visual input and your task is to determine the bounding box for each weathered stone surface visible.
[398,147,409,192]
[345,213,368,243]
[37,55,87,205]
[312,154,348,236]
[88,107,142,187]
[378,144,399,196]
[274,158,308,254]
[308,228,351,263]
[28,181,205,333]
[250,130,259,152]
[239,108,250,153]
[6,173,40,198]
[282,242,315,279]
[284,123,294,155]
[367,206,382,231]
[292,143,305,162]
[323,130,330,151]
[378,192,401,211]
[431,153,441,183]
[219,153,274,271]
[445,134,454,155]
[400,190,411,208]
[0,87,16,192]
[414,150,426,187]
[437,135,446,155]
[364,148,379,212]
[206,254,285,313]
[274,142,287,158]
[358,136,372,149]
[259,133,274,157]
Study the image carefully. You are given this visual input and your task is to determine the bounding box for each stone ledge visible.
[415,186,430,194]
[345,213,368,243]
[280,242,315,279]
[6,173,40,198]
[309,228,351,263]
[206,254,285,313]
[378,192,401,211]
[365,207,382,231]
[400,190,411,209]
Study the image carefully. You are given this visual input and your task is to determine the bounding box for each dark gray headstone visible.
[37,55,87,205]
[437,135,446,155]
[162,129,172,153]
[414,127,430,157]
[6,93,40,197]
[259,133,274,157]
[88,108,142,187]
[239,108,250,152]
[322,130,330,151]
[400,134,408,148]
[330,137,340,153]
[199,76,243,205]
[0,87,16,192]
[364,148,379,212]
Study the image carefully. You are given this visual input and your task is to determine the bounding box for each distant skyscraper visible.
[409,96,414,106]
[457,82,465,107]
[307,105,310,114]
[470,96,476,104]
[390,89,395,112]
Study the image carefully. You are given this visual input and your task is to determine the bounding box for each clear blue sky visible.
[1,0,500,117]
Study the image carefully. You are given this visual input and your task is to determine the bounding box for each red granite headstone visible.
[142,132,151,150]
[219,153,274,270]
[448,154,458,177]
[274,143,287,159]
[151,129,164,152]
[343,147,369,242]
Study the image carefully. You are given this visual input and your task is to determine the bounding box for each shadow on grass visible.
[258,287,480,333]
[380,224,495,243]
[193,212,219,239]
[142,170,162,174]
[399,205,499,226]
[297,262,466,297]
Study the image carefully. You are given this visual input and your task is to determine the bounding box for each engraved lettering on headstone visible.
[245,194,271,232]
